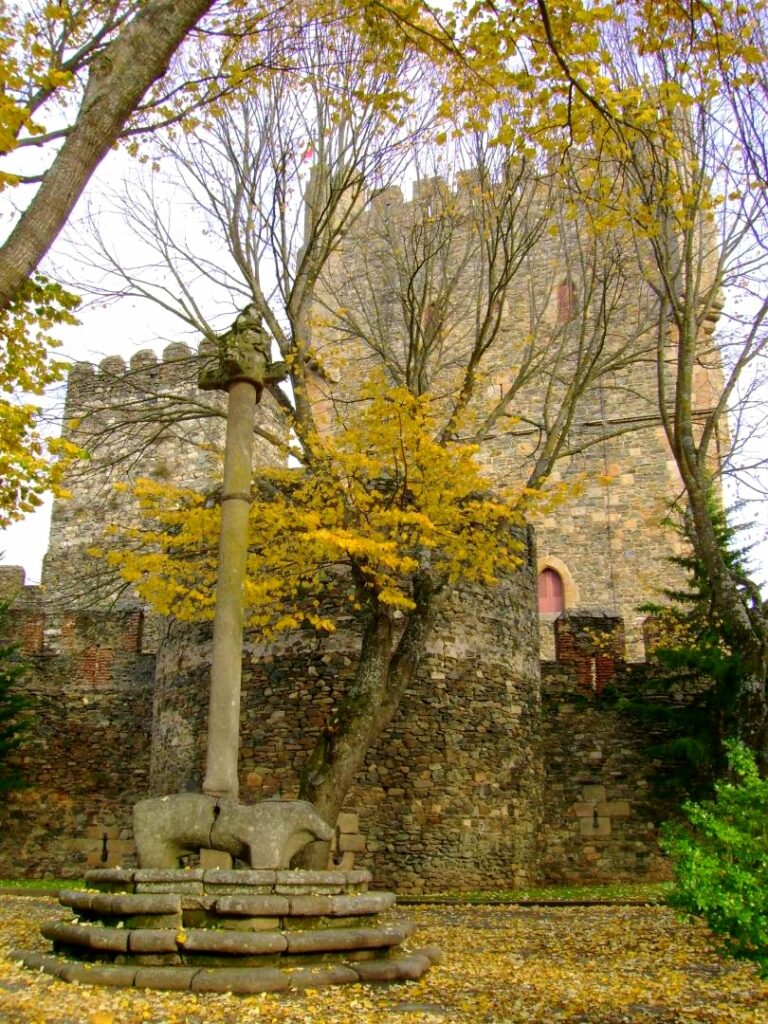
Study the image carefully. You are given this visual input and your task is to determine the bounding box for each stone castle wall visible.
[313,175,724,657]
[0,176,722,888]
[42,343,284,606]
[0,567,154,878]
[539,614,675,884]
[148,541,543,894]
[1,563,679,888]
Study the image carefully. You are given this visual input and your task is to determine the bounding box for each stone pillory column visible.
[197,306,285,800]
[23,305,441,992]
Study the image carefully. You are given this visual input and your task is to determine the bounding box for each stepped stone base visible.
[17,868,439,992]
[9,947,441,991]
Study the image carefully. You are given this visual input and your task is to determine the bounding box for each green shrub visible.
[662,740,768,975]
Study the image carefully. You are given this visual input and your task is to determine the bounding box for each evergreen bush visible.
[662,740,768,976]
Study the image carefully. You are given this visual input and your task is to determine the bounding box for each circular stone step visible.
[23,867,440,991]
[9,946,443,991]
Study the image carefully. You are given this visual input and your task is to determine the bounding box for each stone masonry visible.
[1,562,681,889]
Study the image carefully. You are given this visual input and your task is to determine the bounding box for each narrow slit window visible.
[556,279,577,323]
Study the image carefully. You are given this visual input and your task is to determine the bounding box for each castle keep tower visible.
[307,173,725,657]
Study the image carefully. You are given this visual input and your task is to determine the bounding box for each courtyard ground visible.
[0,895,766,1023]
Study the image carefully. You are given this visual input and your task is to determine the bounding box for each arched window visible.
[556,279,577,323]
[538,567,565,614]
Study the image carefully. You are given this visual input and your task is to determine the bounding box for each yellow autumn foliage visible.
[106,382,550,637]
[0,275,81,528]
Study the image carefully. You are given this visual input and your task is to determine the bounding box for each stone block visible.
[277,870,346,887]
[352,959,404,983]
[332,852,356,871]
[351,952,435,983]
[578,816,611,836]
[338,834,366,854]
[581,785,606,802]
[597,800,631,817]
[218,917,277,932]
[7,949,41,967]
[134,966,198,990]
[203,869,276,888]
[344,869,372,888]
[41,921,92,951]
[215,895,290,917]
[128,929,179,953]
[96,893,182,916]
[389,953,433,981]
[87,927,130,952]
[59,890,94,912]
[573,802,597,818]
[85,869,135,892]
[199,849,232,870]
[58,962,97,984]
[329,892,395,916]
[191,967,290,993]
[180,895,216,911]
[74,964,138,987]
[136,881,204,895]
[287,895,333,916]
[124,914,183,930]
[135,869,205,884]
[122,952,184,966]
[288,965,360,988]
[285,922,413,954]
[179,929,287,955]
[336,812,359,834]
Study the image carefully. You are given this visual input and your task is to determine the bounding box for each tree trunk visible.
[0,0,214,311]
[297,573,438,867]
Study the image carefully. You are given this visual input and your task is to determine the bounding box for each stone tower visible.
[306,173,725,658]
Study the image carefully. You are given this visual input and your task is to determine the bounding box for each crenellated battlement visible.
[62,343,205,431]
[45,341,286,605]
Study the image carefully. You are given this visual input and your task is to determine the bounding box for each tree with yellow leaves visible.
[0,274,81,528]
[103,380,542,830]
[567,0,768,769]
[78,14,659,836]
[3,0,765,534]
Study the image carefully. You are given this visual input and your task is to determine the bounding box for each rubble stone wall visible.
[1,563,683,889]
[0,567,154,878]
[150,541,543,895]
[539,614,677,884]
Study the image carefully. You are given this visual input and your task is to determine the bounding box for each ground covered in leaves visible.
[0,895,766,1023]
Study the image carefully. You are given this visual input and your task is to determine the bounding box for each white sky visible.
[0,299,187,584]
[0,138,195,583]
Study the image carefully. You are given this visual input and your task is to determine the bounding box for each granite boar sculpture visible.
[133,794,334,870]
